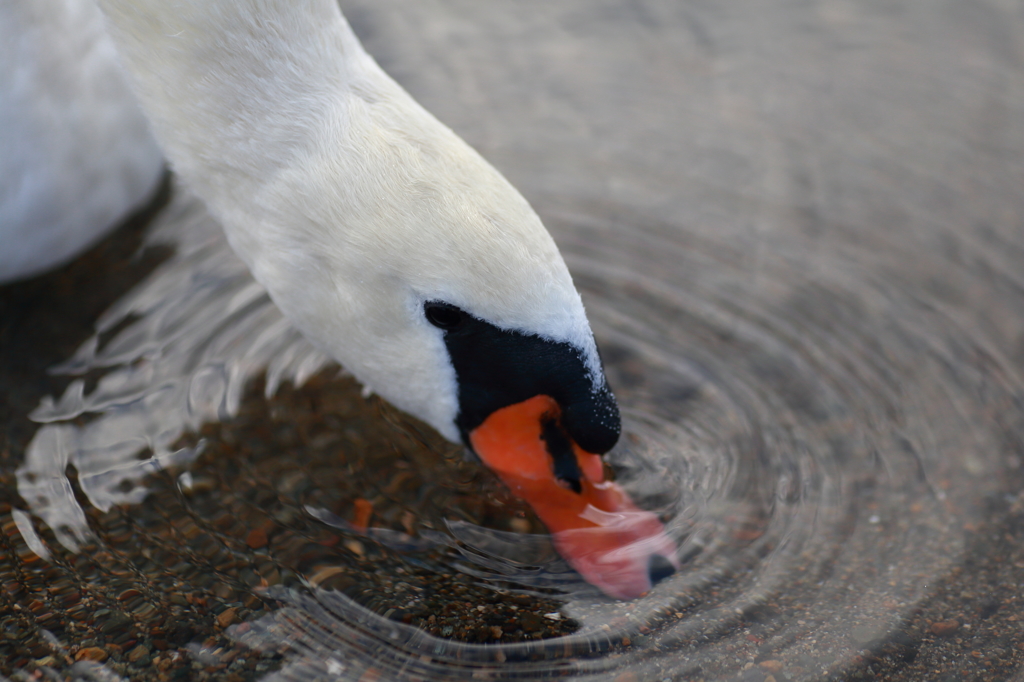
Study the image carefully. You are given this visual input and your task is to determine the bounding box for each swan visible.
[9,0,678,599]
[0,0,163,282]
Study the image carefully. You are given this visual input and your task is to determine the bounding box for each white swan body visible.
[0,0,163,283]
[95,0,607,445]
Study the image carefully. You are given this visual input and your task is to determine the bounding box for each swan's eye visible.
[424,302,465,330]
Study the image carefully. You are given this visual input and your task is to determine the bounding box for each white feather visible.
[0,0,163,283]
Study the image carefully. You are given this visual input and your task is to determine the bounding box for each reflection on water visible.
[19,192,332,551]
[4,0,1024,679]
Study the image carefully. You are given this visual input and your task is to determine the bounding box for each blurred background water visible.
[3,1,1024,680]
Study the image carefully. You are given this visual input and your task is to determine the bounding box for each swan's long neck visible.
[96,0,366,207]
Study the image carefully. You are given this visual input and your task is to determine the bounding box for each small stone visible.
[189,476,218,494]
[739,667,766,682]
[929,619,960,636]
[100,612,132,634]
[850,624,879,644]
[75,647,109,663]
[519,612,543,632]
[245,528,268,549]
[127,644,150,663]
[213,582,236,600]
[489,626,503,640]
[217,607,238,628]
[169,623,195,644]
[400,510,416,535]
[309,566,346,587]
[734,527,764,541]
[759,660,784,673]
[277,471,309,495]
[352,493,372,532]
[34,655,57,667]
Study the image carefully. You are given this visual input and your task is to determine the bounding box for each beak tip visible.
[648,553,677,585]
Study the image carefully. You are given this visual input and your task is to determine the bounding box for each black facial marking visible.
[426,301,621,454]
[540,413,583,494]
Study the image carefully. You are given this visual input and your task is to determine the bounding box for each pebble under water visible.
[3,1,1024,680]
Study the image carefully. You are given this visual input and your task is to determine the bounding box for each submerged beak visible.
[469,395,679,600]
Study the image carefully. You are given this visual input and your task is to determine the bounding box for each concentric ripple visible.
[226,205,1018,681]
[10,181,1021,681]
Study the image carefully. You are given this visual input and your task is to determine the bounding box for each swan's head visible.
[223,49,622,461]
[267,127,622,458]
[275,149,622,458]
[99,1,673,596]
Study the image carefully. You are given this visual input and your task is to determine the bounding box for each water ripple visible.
[13,175,1024,679]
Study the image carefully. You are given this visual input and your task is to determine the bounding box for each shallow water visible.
[4,1,1024,680]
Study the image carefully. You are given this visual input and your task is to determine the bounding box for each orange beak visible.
[469,395,679,600]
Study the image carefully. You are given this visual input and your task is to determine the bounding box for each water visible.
[3,0,1024,679]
